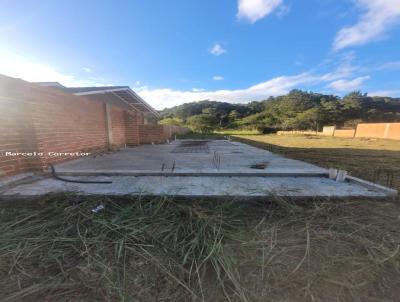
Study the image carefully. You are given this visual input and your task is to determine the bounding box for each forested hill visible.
[159,90,400,133]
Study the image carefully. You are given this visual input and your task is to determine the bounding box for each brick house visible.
[0,75,187,177]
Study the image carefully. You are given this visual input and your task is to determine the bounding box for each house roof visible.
[59,86,129,94]
[35,82,66,88]
[35,82,159,117]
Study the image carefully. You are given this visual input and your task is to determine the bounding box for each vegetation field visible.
[0,135,399,302]
[233,134,400,192]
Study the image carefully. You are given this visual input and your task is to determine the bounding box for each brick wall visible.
[355,123,400,140]
[386,123,400,140]
[110,106,127,147]
[0,88,41,175]
[125,111,140,146]
[137,112,144,125]
[278,123,400,140]
[163,125,190,137]
[139,124,189,144]
[0,75,143,177]
[139,125,166,144]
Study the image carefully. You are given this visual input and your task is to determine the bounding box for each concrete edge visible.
[346,175,398,197]
[0,173,49,192]
[50,170,329,177]
[0,172,45,189]
[0,172,35,187]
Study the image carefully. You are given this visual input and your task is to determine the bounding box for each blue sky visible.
[0,0,400,109]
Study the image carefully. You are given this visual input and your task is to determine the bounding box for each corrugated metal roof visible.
[59,86,129,94]
[35,82,158,117]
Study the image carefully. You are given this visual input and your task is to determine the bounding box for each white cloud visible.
[328,75,370,91]
[237,0,284,23]
[209,43,226,56]
[0,50,107,87]
[83,67,92,73]
[321,52,359,81]
[134,61,373,109]
[368,89,400,97]
[137,72,318,109]
[135,52,372,109]
[213,75,224,81]
[377,60,400,70]
[334,0,400,50]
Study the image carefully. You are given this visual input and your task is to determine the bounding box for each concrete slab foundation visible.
[0,140,397,199]
[53,140,327,175]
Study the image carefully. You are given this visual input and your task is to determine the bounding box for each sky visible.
[0,0,400,109]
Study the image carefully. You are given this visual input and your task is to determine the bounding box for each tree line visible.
[159,90,400,133]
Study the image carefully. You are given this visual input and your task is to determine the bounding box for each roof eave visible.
[126,89,160,117]
[73,87,159,117]
[73,87,129,95]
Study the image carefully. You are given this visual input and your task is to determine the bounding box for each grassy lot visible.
[234,134,400,191]
[0,135,399,301]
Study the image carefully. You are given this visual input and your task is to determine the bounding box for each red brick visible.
[0,75,187,177]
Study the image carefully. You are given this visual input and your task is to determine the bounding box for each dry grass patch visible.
[0,195,399,301]
[234,135,400,191]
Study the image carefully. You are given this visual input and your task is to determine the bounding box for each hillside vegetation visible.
[159,90,400,133]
